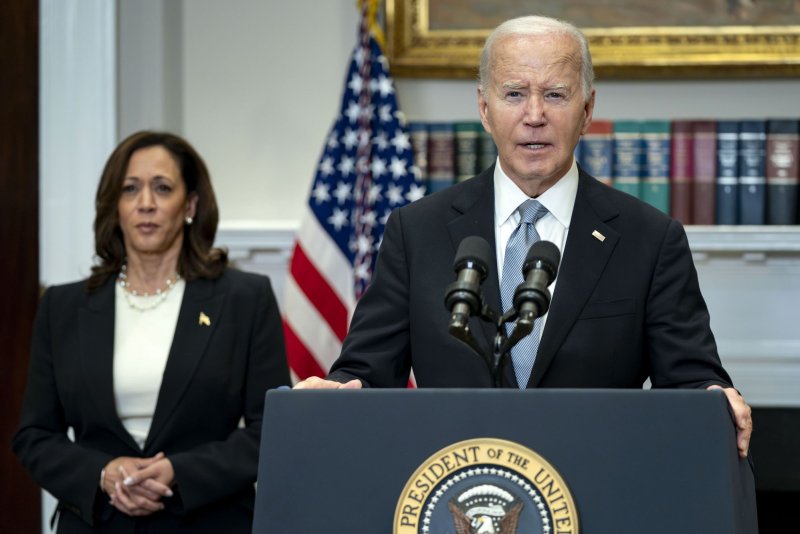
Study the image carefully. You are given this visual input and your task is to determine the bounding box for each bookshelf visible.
[408,118,800,226]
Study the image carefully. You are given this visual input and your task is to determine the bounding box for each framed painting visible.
[385,0,800,79]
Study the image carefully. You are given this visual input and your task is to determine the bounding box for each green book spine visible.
[453,121,481,182]
[640,120,671,214]
[612,120,643,199]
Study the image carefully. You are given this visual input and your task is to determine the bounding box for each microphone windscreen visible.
[453,236,493,277]
[523,240,561,280]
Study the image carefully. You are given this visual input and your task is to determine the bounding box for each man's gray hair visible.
[478,15,595,102]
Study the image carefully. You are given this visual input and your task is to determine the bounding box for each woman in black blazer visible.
[13,131,290,533]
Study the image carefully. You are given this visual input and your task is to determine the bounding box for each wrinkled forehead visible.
[490,34,582,85]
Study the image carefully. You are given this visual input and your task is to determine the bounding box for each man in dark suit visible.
[296,15,752,458]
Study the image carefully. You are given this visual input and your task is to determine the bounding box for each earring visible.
[185,217,193,225]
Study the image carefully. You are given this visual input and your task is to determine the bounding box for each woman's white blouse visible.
[113,280,186,449]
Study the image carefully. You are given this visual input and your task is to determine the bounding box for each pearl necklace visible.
[117,264,181,311]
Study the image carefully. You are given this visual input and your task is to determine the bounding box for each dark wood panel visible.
[0,0,41,532]
[751,407,800,533]
[751,408,800,491]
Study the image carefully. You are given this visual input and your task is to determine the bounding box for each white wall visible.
[181,0,360,225]
[117,0,182,135]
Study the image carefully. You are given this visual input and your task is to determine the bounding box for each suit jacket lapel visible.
[145,276,224,450]
[446,168,500,358]
[79,278,141,450]
[528,171,621,387]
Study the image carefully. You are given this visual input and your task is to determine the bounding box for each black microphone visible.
[444,236,492,334]
[513,240,560,324]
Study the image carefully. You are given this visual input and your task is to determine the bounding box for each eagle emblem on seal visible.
[447,484,523,534]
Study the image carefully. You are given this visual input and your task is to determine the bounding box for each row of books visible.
[408,119,800,226]
[408,121,498,194]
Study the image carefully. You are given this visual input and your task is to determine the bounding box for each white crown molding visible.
[687,226,800,253]
[216,222,800,257]
[216,220,299,261]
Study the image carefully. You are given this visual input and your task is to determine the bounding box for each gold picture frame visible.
[386,0,800,79]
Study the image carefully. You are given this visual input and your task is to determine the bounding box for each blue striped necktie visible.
[500,199,549,388]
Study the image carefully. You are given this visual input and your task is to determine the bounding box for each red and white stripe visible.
[283,205,357,382]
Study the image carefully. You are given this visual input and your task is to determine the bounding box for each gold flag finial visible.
[358,0,385,49]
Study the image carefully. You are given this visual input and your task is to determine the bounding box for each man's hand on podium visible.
[708,385,753,459]
[293,376,363,389]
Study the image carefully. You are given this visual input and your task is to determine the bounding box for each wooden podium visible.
[254,389,757,533]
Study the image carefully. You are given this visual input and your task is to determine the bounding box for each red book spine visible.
[670,120,694,225]
[427,123,455,193]
[692,121,717,225]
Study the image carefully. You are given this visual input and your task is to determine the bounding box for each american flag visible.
[282,4,425,381]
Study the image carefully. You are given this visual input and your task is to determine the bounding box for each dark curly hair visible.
[88,130,227,292]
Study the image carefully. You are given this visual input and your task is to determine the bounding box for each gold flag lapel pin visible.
[199,312,211,326]
[592,230,606,242]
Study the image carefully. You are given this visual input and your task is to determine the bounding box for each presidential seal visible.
[394,438,578,534]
